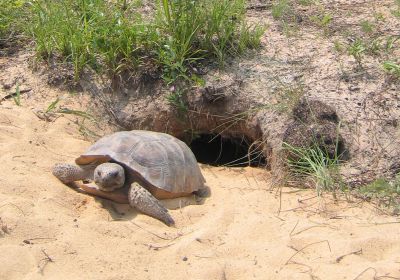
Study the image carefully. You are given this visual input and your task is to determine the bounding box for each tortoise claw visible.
[128,182,175,226]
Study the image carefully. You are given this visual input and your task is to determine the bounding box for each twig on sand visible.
[23,237,57,244]
[336,249,362,263]
[291,225,328,237]
[37,249,54,274]
[289,220,300,236]
[285,240,331,265]
[352,267,377,280]
[0,203,26,216]
[128,220,183,241]
[143,242,175,251]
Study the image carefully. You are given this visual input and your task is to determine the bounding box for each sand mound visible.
[0,103,399,280]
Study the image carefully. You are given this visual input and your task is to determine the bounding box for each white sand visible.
[0,104,399,280]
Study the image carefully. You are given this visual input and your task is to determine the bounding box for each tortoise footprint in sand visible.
[52,130,207,226]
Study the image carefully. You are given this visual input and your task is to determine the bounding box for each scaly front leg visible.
[128,182,175,226]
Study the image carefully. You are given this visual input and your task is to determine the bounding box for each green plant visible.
[310,13,333,28]
[360,20,374,33]
[155,0,264,83]
[348,38,366,65]
[367,38,382,55]
[283,135,343,195]
[333,40,344,53]
[382,61,400,78]
[12,84,21,106]
[359,175,400,213]
[385,36,398,52]
[46,97,61,113]
[392,0,400,17]
[165,90,188,114]
[27,0,263,84]
[272,0,290,19]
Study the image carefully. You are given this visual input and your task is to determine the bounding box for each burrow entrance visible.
[189,134,266,167]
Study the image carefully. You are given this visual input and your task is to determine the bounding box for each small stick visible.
[336,249,362,263]
[352,267,377,280]
[37,249,54,274]
[285,240,331,265]
[129,221,178,240]
[289,220,300,236]
[144,242,174,251]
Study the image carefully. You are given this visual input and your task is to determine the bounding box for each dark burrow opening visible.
[189,134,266,167]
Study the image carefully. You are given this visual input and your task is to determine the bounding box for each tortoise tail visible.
[128,182,175,226]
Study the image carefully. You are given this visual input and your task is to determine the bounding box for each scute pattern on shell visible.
[75,130,205,193]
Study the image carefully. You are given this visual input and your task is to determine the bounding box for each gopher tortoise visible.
[52,130,206,226]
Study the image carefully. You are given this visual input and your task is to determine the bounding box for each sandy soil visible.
[0,101,400,280]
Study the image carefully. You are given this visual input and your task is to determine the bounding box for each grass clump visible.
[359,175,400,213]
[348,38,366,65]
[27,0,264,83]
[283,141,343,196]
[360,20,374,34]
[271,0,300,36]
[392,0,400,17]
[0,0,29,49]
[156,0,265,83]
[30,0,149,78]
[382,61,400,78]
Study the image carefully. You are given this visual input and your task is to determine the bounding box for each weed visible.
[382,61,400,78]
[310,13,333,28]
[348,38,365,65]
[359,175,400,213]
[27,0,263,84]
[272,0,290,19]
[155,0,264,83]
[46,97,61,113]
[0,0,28,42]
[385,36,398,52]
[283,122,344,195]
[333,40,344,53]
[58,108,94,119]
[165,90,188,114]
[360,20,374,34]
[367,38,382,56]
[283,140,343,195]
[13,84,21,106]
[392,0,400,17]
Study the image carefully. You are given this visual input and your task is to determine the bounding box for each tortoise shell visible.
[75,130,205,193]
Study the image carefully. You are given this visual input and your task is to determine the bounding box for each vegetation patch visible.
[359,175,400,214]
[2,0,265,84]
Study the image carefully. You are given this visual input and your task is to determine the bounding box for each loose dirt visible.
[0,97,399,279]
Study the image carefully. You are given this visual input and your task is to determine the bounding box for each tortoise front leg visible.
[52,163,94,183]
[128,182,175,226]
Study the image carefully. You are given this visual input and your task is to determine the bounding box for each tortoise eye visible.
[97,171,102,176]
[110,171,119,178]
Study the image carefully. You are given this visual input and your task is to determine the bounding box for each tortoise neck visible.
[74,165,95,181]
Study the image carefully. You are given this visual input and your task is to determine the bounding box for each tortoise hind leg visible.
[129,182,175,226]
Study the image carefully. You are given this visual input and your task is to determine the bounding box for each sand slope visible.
[0,104,399,280]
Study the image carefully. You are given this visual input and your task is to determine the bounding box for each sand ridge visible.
[0,102,399,280]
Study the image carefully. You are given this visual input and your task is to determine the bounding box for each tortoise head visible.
[94,163,125,191]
